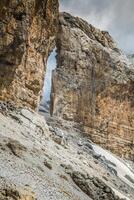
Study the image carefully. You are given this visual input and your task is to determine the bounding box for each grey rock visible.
[44,159,52,170]
[61,164,73,175]
[0,108,133,200]
[71,171,120,200]
[6,139,27,158]
[84,142,93,150]
[125,175,134,184]
[93,152,101,160]
[0,184,35,200]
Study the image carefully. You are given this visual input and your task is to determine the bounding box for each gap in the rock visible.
[39,48,57,114]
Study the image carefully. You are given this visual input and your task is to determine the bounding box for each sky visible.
[41,0,134,102]
[40,49,56,104]
[60,0,134,54]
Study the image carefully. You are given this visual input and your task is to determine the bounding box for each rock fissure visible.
[0,1,134,195]
[0,1,134,199]
[0,0,59,109]
[50,12,134,160]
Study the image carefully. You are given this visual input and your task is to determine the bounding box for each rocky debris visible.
[102,158,117,168]
[59,174,68,181]
[77,140,96,157]
[83,142,93,151]
[44,158,52,170]
[0,185,35,200]
[51,12,134,160]
[0,101,18,115]
[78,139,93,149]
[77,138,119,176]
[0,109,134,200]
[6,139,27,158]
[92,152,101,160]
[99,157,118,176]
[125,175,134,184]
[78,139,100,157]
[0,101,23,124]
[0,0,59,109]
[50,126,68,146]
[71,171,122,200]
[106,165,118,177]
[61,164,74,175]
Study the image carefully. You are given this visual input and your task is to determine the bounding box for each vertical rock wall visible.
[0,0,59,109]
[51,12,134,160]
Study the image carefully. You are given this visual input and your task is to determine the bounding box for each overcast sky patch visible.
[60,0,134,54]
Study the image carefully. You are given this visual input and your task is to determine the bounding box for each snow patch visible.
[112,187,130,200]
[92,144,134,188]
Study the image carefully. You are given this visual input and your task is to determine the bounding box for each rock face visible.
[0,0,59,109]
[71,171,119,200]
[51,12,134,160]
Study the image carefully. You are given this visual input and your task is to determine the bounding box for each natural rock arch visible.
[0,0,59,109]
[0,1,134,160]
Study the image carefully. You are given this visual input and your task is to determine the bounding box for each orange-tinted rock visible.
[51,12,134,160]
[0,186,35,200]
[0,0,59,109]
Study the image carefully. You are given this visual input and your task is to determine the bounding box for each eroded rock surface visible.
[0,182,35,200]
[51,12,134,160]
[0,108,134,199]
[71,171,121,200]
[0,0,59,109]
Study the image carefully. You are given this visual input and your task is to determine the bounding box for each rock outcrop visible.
[0,105,134,199]
[0,0,59,109]
[51,12,134,160]
[0,185,35,200]
[71,171,120,200]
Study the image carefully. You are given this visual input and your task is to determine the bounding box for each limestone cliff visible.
[51,12,134,160]
[0,0,59,109]
[0,3,134,200]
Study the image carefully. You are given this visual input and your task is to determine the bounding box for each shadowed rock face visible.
[0,185,35,200]
[71,171,120,200]
[51,12,134,160]
[0,0,59,109]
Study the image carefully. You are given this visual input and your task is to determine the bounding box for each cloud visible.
[60,0,134,53]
